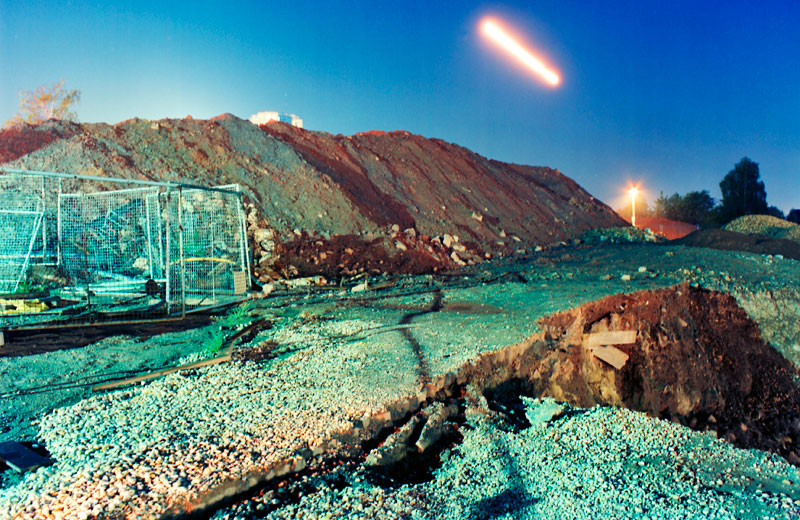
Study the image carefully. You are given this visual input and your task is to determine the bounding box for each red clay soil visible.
[254,120,627,248]
[673,228,800,261]
[0,121,80,163]
[274,230,464,278]
[536,284,800,464]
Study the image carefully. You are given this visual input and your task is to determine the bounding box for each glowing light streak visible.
[481,18,560,86]
[629,186,639,227]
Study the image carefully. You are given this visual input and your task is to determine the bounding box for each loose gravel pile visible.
[724,215,800,243]
[216,399,800,520]
[580,226,663,244]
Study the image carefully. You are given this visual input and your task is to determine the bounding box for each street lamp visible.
[629,186,639,227]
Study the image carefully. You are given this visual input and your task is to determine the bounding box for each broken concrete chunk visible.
[0,442,50,473]
[522,397,565,428]
[415,402,458,453]
[450,252,466,266]
[364,415,422,468]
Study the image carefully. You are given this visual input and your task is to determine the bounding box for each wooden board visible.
[234,271,247,295]
[0,441,50,473]
[92,354,231,391]
[584,330,637,348]
[590,345,629,369]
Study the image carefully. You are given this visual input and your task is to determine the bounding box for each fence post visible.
[165,190,171,315]
[178,187,186,318]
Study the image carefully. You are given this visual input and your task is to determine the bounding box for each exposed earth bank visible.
[1,116,624,279]
[534,284,800,465]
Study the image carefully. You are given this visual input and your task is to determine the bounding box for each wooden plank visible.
[91,317,268,392]
[585,330,637,348]
[591,345,629,369]
[0,441,50,473]
[92,354,231,391]
[234,271,247,295]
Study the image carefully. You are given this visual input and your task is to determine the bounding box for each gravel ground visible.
[216,400,800,520]
[0,328,212,443]
[1,242,799,519]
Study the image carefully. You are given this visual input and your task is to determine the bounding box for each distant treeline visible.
[618,157,799,227]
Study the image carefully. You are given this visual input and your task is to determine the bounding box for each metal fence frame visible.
[0,168,251,331]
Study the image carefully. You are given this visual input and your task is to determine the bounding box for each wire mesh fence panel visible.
[178,187,249,311]
[0,169,250,330]
[58,187,168,321]
[0,210,43,294]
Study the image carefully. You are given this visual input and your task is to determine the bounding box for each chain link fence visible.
[0,169,250,330]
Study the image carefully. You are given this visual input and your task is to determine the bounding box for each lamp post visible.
[629,186,639,227]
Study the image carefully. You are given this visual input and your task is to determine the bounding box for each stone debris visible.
[2,245,800,518]
[414,402,459,453]
[364,415,423,468]
[581,226,663,244]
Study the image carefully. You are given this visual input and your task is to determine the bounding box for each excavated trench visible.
[198,283,800,517]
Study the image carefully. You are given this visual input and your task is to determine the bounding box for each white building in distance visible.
[249,111,303,128]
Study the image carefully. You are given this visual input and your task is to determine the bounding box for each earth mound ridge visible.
[1,116,624,276]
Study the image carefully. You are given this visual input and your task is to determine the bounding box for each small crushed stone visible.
[216,401,800,520]
[1,243,799,518]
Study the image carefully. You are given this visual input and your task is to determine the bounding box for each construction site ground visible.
[1,240,800,519]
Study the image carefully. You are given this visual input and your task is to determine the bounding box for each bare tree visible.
[4,79,80,127]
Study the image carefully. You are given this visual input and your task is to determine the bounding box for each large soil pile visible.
[525,284,800,464]
[1,116,624,277]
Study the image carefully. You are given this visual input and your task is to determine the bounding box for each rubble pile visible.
[580,226,663,244]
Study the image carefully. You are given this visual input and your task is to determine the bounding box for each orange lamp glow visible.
[629,186,639,227]
[480,18,561,86]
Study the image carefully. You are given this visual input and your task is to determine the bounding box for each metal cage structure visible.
[0,168,251,330]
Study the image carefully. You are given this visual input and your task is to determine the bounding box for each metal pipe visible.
[0,167,243,196]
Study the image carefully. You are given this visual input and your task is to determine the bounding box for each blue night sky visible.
[1,1,798,212]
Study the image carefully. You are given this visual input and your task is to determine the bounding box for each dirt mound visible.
[724,214,800,243]
[529,284,800,464]
[2,116,625,276]
[673,228,800,261]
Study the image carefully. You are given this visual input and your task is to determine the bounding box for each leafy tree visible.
[653,190,715,225]
[4,79,80,127]
[654,192,682,220]
[788,209,800,225]
[718,157,768,222]
[765,206,785,219]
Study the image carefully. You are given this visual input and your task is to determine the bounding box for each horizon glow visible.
[480,18,561,87]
